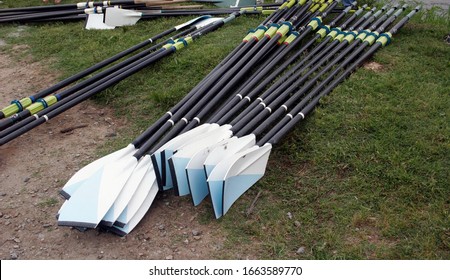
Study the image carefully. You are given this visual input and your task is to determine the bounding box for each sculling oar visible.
[56,12,246,228]
[205,6,419,219]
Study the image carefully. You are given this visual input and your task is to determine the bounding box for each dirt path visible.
[0,49,226,260]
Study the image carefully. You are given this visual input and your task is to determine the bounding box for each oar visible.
[206,7,418,219]
[56,12,245,228]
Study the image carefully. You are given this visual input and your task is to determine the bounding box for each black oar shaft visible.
[259,7,420,146]
[236,6,406,136]
[0,47,175,146]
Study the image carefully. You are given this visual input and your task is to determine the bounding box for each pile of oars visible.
[6,0,419,236]
[0,0,184,23]
[0,6,277,143]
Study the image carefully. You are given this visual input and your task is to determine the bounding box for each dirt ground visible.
[0,48,229,260]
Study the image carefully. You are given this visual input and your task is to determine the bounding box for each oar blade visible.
[85,13,115,30]
[203,134,256,177]
[104,7,142,27]
[115,165,157,227]
[222,144,272,216]
[109,177,159,236]
[60,144,137,199]
[101,155,152,226]
[169,125,232,196]
[58,156,139,228]
[151,123,216,190]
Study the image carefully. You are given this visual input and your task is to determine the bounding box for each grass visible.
[0,1,449,259]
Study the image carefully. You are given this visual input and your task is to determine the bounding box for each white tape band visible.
[245,96,251,102]
[287,114,293,119]
[236,94,243,100]
[281,105,288,111]
[43,115,49,122]
[194,117,200,123]
[298,112,305,119]
[168,120,174,126]
[166,111,172,117]
[182,118,188,124]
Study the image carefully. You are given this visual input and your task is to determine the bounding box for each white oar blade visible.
[151,123,216,190]
[115,165,157,227]
[207,145,259,219]
[169,125,232,196]
[104,7,142,27]
[60,144,137,199]
[109,178,159,236]
[203,134,256,177]
[222,144,272,216]
[85,13,115,30]
[58,156,139,228]
[174,15,211,30]
[101,155,152,226]
[187,134,255,206]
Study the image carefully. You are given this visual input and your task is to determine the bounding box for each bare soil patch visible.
[0,49,226,260]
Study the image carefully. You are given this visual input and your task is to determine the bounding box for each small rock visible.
[287,212,293,219]
[0,193,6,197]
[294,221,301,227]
[5,221,11,225]
[158,224,165,230]
[183,239,189,245]
[139,252,144,257]
[23,177,30,183]
[43,224,52,228]
[0,212,3,218]
[10,252,18,260]
[296,247,306,254]
[192,230,201,236]
[166,255,173,260]
[105,131,117,138]
[13,238,20,243]
[193,236,201,241]
[97,255,103,260]
[13,245,19,249]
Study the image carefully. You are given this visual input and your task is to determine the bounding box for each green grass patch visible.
[0,1,448,259]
